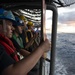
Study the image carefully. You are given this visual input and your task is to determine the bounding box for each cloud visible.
[46,4,75,25]
[58,11,75,23]
[58,4,75,24]
[67,3,75,9]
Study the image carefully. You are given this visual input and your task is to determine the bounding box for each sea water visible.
[45,33,75,75]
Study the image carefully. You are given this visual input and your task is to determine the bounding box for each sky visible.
[46,4,75,33]
[58,4,75,25]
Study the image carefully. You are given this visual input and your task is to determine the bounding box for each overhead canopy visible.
[0,0,75,11]
[0,0,75,26]
[53,0,75,7]
[13,9,41,26]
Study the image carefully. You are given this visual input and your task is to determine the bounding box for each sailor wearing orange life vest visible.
[0,8,19,62]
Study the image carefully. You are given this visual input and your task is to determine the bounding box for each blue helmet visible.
[13,16,24,26]
[0,8,16,23]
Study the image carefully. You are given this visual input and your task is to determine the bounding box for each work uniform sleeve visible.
[0,44,15,74]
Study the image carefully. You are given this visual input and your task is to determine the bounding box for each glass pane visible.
[44,10,53,75]
[45,4,75,75]
[46,10,52,42]
[54,4,75,75]
[46,10,52,60]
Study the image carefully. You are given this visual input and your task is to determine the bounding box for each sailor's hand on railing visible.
[33,33,39,38]
[40,39,51,52]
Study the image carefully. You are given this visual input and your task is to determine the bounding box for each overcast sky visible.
[46,4,75,33]
[58,4,75,24]
[46,3,75,25]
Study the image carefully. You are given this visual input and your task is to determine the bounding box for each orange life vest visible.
[0,34,19,62]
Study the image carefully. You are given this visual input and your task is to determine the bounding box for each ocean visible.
[45,33,75,75]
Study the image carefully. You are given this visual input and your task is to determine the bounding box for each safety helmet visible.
[27,21,34,26]
[13,16,24,26]
[0,8,16,23]
[19,15,27,22]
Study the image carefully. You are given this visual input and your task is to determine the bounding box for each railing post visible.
[47,3,58,75]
